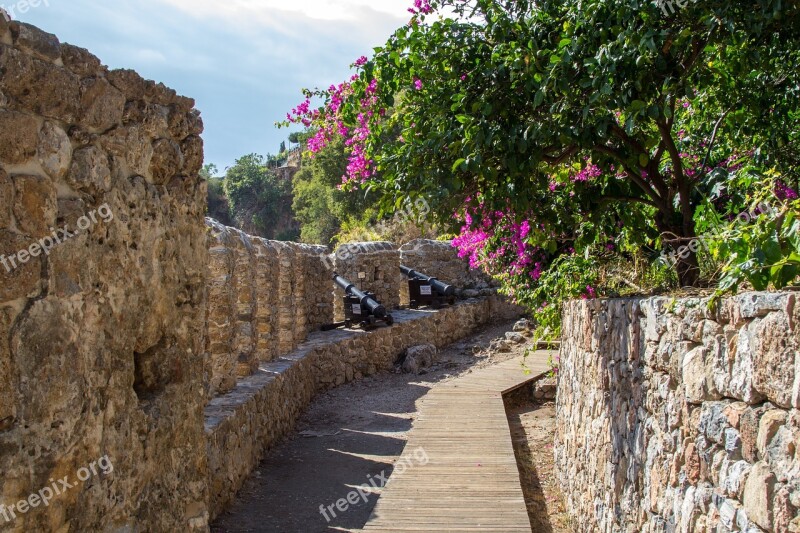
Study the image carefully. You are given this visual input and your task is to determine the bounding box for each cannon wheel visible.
[344,319,352,329]
[385,314,394,326]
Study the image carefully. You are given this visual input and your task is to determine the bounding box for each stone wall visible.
[206,297,517,519]
[556,293,800,533]
[332,241,402,320]
[399,239,495,304]
[204,219,334,398]
[0,18,209,533]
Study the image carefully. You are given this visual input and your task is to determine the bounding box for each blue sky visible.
[8,0,411,172]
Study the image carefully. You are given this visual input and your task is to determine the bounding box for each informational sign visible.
[420,285,433,296]
[352,304,362,315]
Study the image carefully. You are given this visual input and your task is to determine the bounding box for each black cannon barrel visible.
[332,273,386,318]
[400,265,455,297]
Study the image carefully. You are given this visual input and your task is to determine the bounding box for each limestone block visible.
[752,309,797,408]
[67,145,112,193]
[12,174,57,238]
[0,45,81,122]
[60,43,106,78]
[79,77,125,132]
[8,21,60,62]
[742,461,777,531]
[37,120,72,179]
[0,109,39,164]
[149,138,183,184]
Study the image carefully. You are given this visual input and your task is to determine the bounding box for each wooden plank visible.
[362,351,554,532]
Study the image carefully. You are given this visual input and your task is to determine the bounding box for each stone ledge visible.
[205,298,513,520]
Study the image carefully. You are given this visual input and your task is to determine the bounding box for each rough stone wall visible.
[399,239,494,304]
[295,243,334,331]
[332,241,402,320]
[206,298,509,519]
[0,19,209,532]
[203,220,335,397]
[556,293,800,533]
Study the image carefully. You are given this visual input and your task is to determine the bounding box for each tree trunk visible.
[656,213,701,288]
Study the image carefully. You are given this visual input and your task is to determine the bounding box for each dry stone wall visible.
[399,239,495,303]
[0,18,209,532]
[204,219,334,398]
[556,293,800,533]
[332,241,402,320]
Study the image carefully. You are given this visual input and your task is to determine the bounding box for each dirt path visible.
[211,320,550,533]
[507,401,571,532]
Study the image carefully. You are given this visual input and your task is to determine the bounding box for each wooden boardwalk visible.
[363,351,554,532]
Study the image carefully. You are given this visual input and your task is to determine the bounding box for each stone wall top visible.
[334,241,396,254]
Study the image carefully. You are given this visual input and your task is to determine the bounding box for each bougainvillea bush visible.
[284,0,800,338]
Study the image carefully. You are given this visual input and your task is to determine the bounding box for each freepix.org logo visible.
[1,203,114,274]
[1,0,50,21]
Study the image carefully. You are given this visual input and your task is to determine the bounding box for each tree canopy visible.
[284,0,799,313]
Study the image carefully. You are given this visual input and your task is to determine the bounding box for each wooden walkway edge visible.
[363,351,554,532]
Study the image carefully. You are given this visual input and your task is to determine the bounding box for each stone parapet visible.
[0,21,208,532]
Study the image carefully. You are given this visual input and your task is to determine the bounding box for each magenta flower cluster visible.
[286,70,382,186]
[452,202,543,281]
[571,164,601,183]
[408,0,433,15]
[775,180,799,201]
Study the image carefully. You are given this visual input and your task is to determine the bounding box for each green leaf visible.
[452,158,467,172]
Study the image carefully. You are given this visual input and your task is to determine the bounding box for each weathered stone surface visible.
[60,43,105,78]
[402,344,437,374]
[12,174,57,238]
[556,293,798,533]
[743,461,777,530]
[752,308,796,407]
[181,134,203,176]
[0,229,42,301]
[66,145,112,192]
[683,346,718,404]
[0,168,11,228]
[8,21,60,62]
[149,138,183,184]
[79,77,125,132]
[0,109,39,164]
[513,318,531,332]
[37,120,72,179]
[0,44,81,122]
[0,9,9,44]
[0,19,209,532]
[505,331,525,344]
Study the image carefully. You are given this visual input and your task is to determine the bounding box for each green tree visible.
[224,154,296,239]
[299,0,800,287]
[292,137,376,245]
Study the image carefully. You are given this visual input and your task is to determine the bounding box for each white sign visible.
[352,304,362,315]
[420,285,433,296]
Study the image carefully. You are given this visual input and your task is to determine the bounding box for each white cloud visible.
[158,0,410,26]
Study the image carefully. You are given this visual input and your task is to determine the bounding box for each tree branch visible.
[542,145,579,165]
[599,195,658,208]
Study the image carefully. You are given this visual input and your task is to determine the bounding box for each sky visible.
[6,0,413,172]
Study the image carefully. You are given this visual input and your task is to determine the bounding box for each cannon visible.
[321,273,394,331]
[400,265,456,309]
